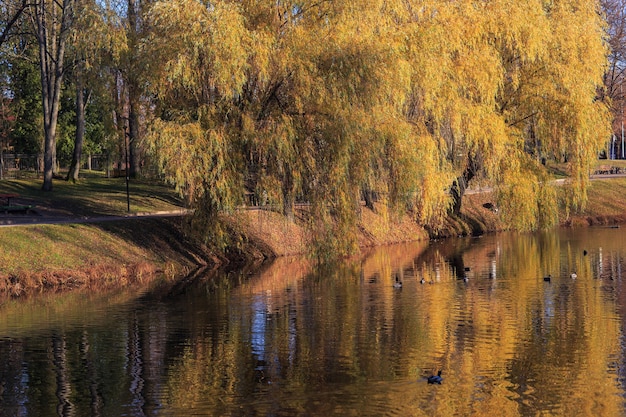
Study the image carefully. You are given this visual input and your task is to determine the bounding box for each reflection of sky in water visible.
[543,283,554,330]
[251,290,298,372]
[251,295,267,364]
[288,296,297,366]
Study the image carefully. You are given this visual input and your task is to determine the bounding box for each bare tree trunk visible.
[128,94,139,178]
[67,79,86,182]
[35,0,74,191]
[126,0,140,179]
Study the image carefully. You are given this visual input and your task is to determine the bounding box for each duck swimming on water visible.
[393,274,403,289]
[427,370,443,384]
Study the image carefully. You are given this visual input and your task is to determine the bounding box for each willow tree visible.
[145,0,416,255]
[144,0,611,256]
[492,0,611,228]
[144,0,252,245]
[402,0,610,231]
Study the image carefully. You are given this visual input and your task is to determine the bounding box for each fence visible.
[0,153,161,180]
[0,153,41,179]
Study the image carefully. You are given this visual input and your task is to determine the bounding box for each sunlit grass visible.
[0,175,184,216]
[0,176,192,296]
[0,223,155,275]
[582,178,626,216]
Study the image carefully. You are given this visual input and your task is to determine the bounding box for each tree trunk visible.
[36,0,74,192]
[128,96,139,178]
[67,80,86,182]
[126,0,140,179]
[450,165,476,216]
[363,188,375,212]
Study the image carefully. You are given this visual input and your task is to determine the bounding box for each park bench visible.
[0,193,35,214]
[594,165,623,175]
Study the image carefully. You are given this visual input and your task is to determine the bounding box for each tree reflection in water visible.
[0,228,625,416]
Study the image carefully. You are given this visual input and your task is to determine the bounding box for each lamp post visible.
[125,130,130,213]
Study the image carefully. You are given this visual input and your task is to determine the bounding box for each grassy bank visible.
[1,173,625,297]
[0,174,214,297]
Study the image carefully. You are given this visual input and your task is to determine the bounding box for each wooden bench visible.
[0,193,35,214]
[0,204,33,214]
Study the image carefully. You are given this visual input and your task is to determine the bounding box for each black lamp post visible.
[125,130,130,213]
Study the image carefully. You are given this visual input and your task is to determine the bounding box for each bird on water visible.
[393,274,403,289]
[543,274,552,282]
[427,370,443,384]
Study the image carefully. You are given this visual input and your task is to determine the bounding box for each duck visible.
[543,274,552,282]
[420,277,426,284]
[427,370,443,384]
[570,272,577,279]
[393,274,403,289]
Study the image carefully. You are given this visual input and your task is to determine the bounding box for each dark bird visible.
[543,274,552,282]
[583,250,588,256]
[393,274,403,289]
[427,370,443,384]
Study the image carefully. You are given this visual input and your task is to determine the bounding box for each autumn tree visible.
[402,0,610,231]
[143,0,612,256]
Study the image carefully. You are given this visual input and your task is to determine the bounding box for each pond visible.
[1,227,625,416]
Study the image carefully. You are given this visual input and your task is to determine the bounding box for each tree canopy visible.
[0,0,614,257]
[142,0,611,256]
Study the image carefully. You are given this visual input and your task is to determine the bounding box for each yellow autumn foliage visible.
[143,0,612,256]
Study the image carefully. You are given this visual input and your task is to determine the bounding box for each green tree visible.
[65,0,119,181]
[7,42,43,154]
[31,0,76,191]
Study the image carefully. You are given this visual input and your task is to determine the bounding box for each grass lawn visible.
[0,171,185,217]
[0,173,204,296]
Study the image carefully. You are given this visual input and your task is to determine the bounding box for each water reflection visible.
[0,228,625,416]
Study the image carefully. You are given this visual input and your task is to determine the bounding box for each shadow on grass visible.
[93,218,212,270]
[0,177,184,217]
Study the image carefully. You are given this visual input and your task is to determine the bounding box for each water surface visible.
[1,227,625,416]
